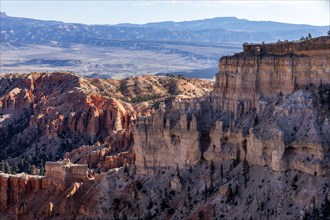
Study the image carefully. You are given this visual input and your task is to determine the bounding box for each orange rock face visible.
[0,173,43,212]
[0,72,135,170]
[63,140,135,171]
[0,72,212,171]
[0,160,96,217]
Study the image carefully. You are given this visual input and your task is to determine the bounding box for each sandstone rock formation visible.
[0,72,135,174]
[0,159,96,218]
[0,36,329,219]
[134,36,330,176]
[0,73,212,173]
[214,36,330,113]
[134,103,201,174]
[2,160,329,219]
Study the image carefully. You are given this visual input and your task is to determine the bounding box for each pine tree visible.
[176,163,181,179]
[243,159,250,188]
[12,163,19,174]
[226,184,234,204]
[4,160,11,174]
[204,180,208,199]
[27,163,32,174]
[209,160,215,193]
[40,165,46,176]
[1,160,5,172]
[312,196,319,216]
[220,164,224,178]
[322,193,330,217]
[210,160,215,174]
[123,164,128,174]
[19,159,24,171]
[308,33,312,39]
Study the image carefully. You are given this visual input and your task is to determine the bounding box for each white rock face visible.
[134,110,201,174]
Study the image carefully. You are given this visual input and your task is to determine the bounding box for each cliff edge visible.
[135,36,330,176]
[1,37,329,219]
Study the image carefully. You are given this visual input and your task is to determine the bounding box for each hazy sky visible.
[1,1,329,26]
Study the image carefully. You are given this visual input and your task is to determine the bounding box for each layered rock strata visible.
[0,159,94,217]
[0,72,212,172]
[213,36,330,114]
[0,36,329,219]
[0,72,135,167]
[134,102,200,174]
[134,36,330,175]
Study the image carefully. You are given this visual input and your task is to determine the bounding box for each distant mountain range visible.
[1,12,328,47]
[116,16,327,33]
[1,12,328,78]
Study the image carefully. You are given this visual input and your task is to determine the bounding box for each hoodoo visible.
[1,37,329,219]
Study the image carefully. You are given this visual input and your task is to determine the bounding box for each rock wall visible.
[0,173,43,212]
[63,137,135,172]
[45,159,91,190]
[214,40,330,116]
[210,36,330,175]
[0,159,94,217]
[134,104,201,174]
[100,151,135,171]
[134,37,330,176]
[135,90,330,176]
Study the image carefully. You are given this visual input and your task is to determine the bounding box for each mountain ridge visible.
[1,12,327,77]
[1,12,327,29]
[116,16,327,32]
[1,12,328,47]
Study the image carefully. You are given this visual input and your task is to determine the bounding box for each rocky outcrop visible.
[44,159,92,190]
[134,36,330,176]
[0,72,135,173]
[64,143,135,172]
[0,173,43,211]
[0,159,96,218]
[1,155,330,219]
[213,36,330,114]
[101,151,135,171]
[134,102,201,174]
[210,36,330,175]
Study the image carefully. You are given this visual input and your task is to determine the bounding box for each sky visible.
[1,0,329,26]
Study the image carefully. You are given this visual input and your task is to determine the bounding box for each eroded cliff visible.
[0,159,98,218]
[0,72,135,173]
[0,73,212,173]
[134,36,330,177]
[1,36,329,219]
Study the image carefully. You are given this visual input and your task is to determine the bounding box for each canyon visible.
[0,36,330,219]
[0,73,211,172]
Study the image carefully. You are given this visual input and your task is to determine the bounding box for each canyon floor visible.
[0,42,237,79]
